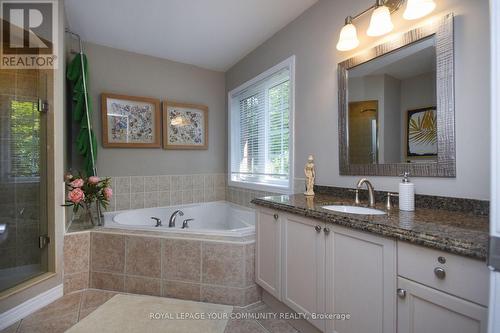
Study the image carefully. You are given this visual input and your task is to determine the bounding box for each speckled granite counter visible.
[251,194,489,260]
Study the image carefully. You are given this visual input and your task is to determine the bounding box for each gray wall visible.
[72,42,226,177]
[225,0,490,200]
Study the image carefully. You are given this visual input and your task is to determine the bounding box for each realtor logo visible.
[0,0,58,68]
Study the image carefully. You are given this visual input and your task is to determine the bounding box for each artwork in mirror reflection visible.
[347,36,437,164]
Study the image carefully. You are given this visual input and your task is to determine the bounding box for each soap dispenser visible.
[399,172,415,211]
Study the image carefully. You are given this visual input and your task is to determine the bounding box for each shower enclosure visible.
[0,68,49,293]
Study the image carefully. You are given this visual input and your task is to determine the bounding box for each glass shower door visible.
[0,69,48,293]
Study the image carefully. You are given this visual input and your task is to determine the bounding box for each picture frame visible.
[101,93,161,148]
[404,106,437,159]
[162,101,208,150]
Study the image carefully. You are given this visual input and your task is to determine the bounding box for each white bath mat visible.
[66,294,233,333]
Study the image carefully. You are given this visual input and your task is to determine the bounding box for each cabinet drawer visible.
[397,242,489,306]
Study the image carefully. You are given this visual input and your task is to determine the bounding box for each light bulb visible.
[403,0,436,20]
[367,5,394,37]
[336,20,359,51]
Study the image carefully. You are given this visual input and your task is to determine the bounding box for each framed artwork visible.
[405,106,437,159]
[162,101,208,150]
[101,93,161,148]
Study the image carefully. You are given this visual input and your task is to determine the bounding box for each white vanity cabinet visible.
[326,225,396,333]
[397,277,488,333]
[256,209,396,332]
[255,208,489,333]
[255,208,282,299]
[396,242,489,333]
[282,214,326,331]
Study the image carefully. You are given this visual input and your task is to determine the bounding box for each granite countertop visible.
[251,194,490,260]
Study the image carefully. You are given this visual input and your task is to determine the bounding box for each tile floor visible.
[1,289,299,333]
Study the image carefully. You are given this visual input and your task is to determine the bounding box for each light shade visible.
[336,23,359,51]
[403,0,436,20]
[367,5,394,37]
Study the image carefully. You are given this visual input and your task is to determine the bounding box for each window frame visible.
[227,55,295,194]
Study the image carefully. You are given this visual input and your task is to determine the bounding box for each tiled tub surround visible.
[63,230,261,307]
[109,173,227,212]
[252,193,489,259]
[63,232,90,293]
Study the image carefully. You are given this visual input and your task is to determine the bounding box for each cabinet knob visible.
[434,267,446,279]
[273,213,279,220]
[397,288,406,298]
[315,225,322,232]
[323,227,331,234]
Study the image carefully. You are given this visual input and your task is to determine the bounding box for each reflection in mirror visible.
[347,36,436,164]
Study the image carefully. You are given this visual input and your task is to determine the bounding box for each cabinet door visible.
[397,277,488,333]
[282,214,325,331]
[256,209,282,299]
[326,226,396,333]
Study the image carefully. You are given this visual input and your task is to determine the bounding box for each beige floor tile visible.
[18,312,78,333]
[224,319,268,333]
[20,292,82,326]
[0,321,20,333]
[81,289,118,309]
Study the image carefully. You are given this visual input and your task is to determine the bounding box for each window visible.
[9,99,40,179]
[228,56,294,192]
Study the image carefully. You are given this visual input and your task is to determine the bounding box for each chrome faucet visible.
[182,218,194,229]
[151,217,162,227]
[169,210,184,227]
[356,178,376,207]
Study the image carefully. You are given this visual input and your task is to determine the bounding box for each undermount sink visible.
[322,205,386,215]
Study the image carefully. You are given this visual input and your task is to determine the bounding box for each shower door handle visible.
[39,235,50,249]
[38,99,49,113]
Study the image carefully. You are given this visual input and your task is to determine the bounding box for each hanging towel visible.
[67,53,97,176]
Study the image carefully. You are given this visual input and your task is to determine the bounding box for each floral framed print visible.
[162,101,208,150]
[405,106,437,159]
[101,93,161,148]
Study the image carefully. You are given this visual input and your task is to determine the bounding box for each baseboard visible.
[0,284,63,330]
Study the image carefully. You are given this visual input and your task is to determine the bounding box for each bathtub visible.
[103,201,255,237]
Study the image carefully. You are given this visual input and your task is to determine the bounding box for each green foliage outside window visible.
[10,100,40,178]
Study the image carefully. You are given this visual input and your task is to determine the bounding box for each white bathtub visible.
[103,201,255,237]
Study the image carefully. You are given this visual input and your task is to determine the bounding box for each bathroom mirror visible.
[338,14,455,177]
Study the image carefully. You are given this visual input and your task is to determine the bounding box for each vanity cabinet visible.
[396,242,489,333]
[282,214,326,331]
[256,209,395,332]
[326,226,396,333]
[255,208,282,299]
[397,277,488,333]
[255,208,488,333]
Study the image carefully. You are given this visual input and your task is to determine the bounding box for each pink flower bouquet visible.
[64,172,112,225]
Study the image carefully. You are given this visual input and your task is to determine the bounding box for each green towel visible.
[67,54,97,176]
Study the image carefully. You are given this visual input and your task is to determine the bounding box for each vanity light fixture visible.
[336,16,360,51]
[403,0,437,20]
[336,0,436,51]
[367,0,394,36]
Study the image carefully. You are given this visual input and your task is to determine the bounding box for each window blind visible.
[10,99,40,179]
[230,67,291,189]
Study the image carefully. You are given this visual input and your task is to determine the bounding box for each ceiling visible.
[65,0,318,71]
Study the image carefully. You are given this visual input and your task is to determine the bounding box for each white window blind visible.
[229,58,294,191]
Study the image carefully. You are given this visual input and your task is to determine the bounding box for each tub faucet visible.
[151,217,162,227]
[182,218,194,229]
[356,178,375,207]
[169,210,184,227]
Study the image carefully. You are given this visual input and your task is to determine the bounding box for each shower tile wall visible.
[106,174,226,212]
[103,174,305,211]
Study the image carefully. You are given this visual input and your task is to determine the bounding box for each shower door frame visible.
[0,67,58,298]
